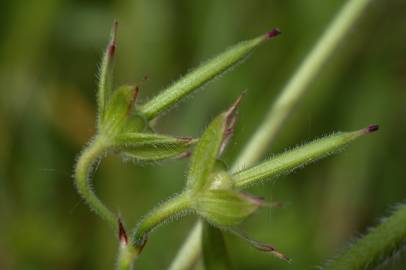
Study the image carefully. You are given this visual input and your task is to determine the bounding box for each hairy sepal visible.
[186,96,242,192]
[193,190,262,227]
[139,32,279,120]
[232,126,379,188]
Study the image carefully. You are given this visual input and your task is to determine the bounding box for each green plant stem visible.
[324,203,406,270]
[168,0,372,269]
[116,244,138,270]
[132,193,191,245]
[233,0,372,170]
[74,136,116,228]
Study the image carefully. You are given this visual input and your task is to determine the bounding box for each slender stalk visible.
[233,0,372,170]
[74,136,117,228]
[133,193,191,245]
[168,0,372,269]
[116,244,138,270]
[324,203,406,270]
[116,194,191,270]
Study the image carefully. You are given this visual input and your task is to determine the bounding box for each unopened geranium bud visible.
[193,190,262,227]
[186,95,242,192]
[208,161,233,190]
[100,85,144,134]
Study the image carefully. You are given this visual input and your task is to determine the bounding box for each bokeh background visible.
[1,0,405,269]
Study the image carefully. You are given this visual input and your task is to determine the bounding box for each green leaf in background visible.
[324,203,406,270]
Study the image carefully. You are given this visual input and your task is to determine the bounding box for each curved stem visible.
[324,203,406,270]
[74,136,117,228]
[118,190,191,269]
[132,193,191,245]
[116,244,139,270]
[168,0,372,269]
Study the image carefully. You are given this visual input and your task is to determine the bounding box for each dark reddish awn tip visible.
[133,86,140,98]
[107,21,118,57]
[118,219,128,245]
[367,124,379,133]
[227,92,245,117]
[108,43,116,57]
[267,28,281,39]
[127,86,140,114]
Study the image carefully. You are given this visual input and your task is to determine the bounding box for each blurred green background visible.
[1,0,405,269]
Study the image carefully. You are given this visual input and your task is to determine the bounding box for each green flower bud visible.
[99,85,145,135]
[75,21,285,269]
[208,161,233,190]
[187,95,242,192]
[193,190,263,227]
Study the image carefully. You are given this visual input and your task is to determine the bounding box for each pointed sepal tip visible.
[267,28,281,39]
[367,124,379,133]
[108,20,118,57]
[118,218,129,246]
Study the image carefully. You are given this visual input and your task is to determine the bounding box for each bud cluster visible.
[74,21,379,269]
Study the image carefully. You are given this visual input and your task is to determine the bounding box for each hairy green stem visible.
[133,193,191,245]
[168,0,372,269]
[233,0,372,170]
[324,203,406,270]
[74,136,117,228]
[116,244,138,270]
